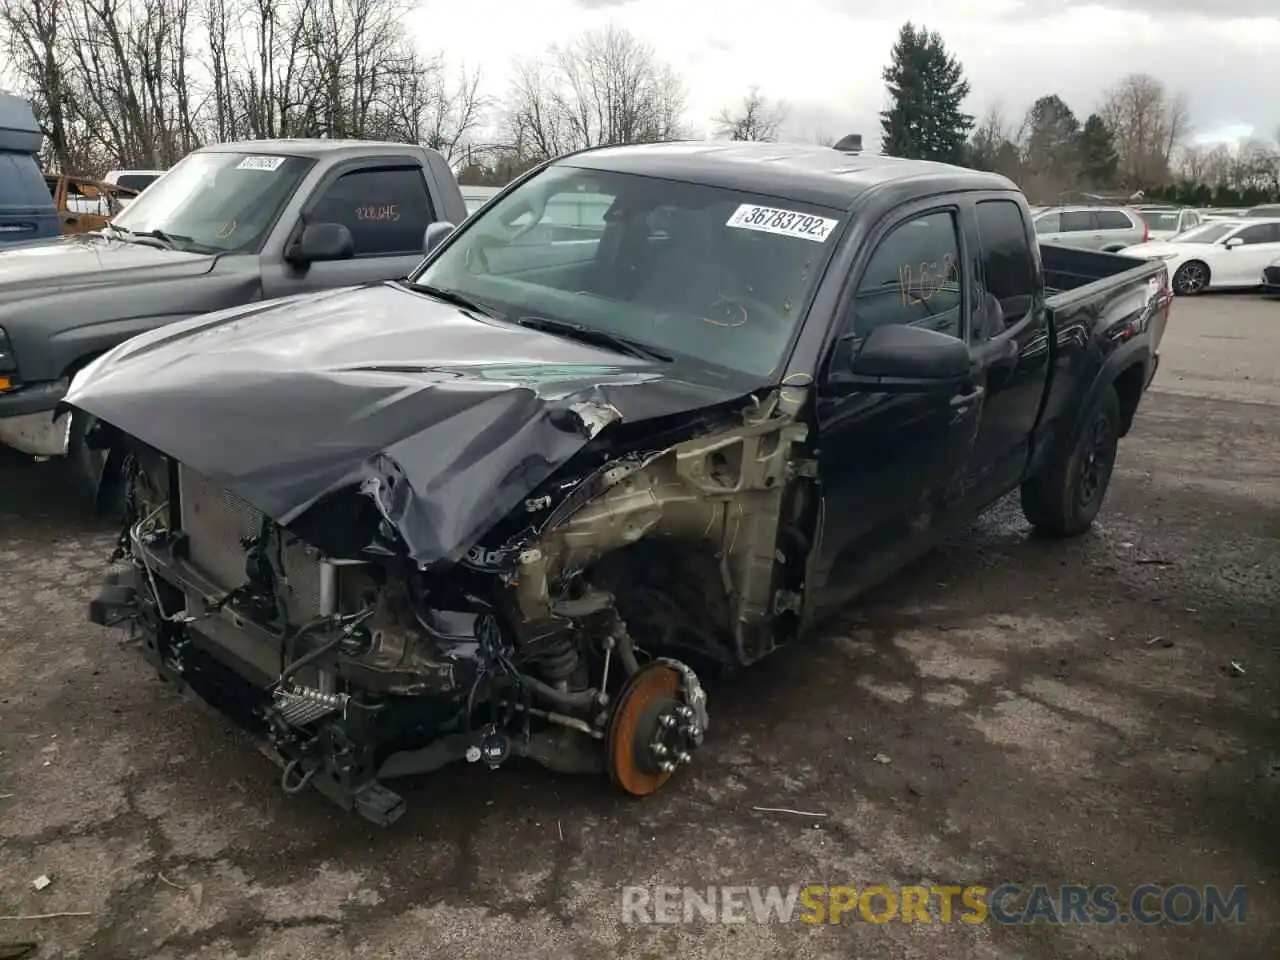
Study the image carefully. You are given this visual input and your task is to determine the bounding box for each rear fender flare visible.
[1032,339,1150,478]
[1076,340,1151,440]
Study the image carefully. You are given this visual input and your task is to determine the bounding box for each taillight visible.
[1142,219,1149,242]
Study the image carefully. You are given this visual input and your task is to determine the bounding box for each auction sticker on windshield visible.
[726,204,839,243]
[237,155,286,172]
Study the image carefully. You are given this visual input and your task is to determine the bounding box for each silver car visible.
[1134,205,1202,242]
[1032,205,1148,252]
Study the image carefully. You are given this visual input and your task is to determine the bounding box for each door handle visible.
[950,385,985,409]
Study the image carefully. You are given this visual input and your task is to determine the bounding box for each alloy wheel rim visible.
[1078,413,1114,507]
[1177,264,1206,294]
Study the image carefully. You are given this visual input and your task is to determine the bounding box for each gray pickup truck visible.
[0,138,467,499]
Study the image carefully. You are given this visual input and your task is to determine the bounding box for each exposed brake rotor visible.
[606,660,706,796]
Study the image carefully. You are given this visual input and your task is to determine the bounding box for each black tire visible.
[1020,386,1121,537]
[1172,260,1210,296]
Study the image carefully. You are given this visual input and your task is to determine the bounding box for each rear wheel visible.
[1172,260,1210,296]
[1020,386,1121,537]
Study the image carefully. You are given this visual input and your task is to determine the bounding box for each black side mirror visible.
[423,221,455,255]
[838,324,971,391]
[288,222,355,265]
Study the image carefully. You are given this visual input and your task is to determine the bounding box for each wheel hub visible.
[637,701,701,774]
[606,661,707,795]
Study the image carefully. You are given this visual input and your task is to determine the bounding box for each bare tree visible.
[1199,143,1234,188]
[1,0,493,174]
[504,58,574,160]
[501,24,686,163]
[712,86,786,142]
[1098,73,1190,188]
[1176,143,1207,182]
[966,103,1021,180]
[0,0,74,169]
[1233,138,1280,194]
[372,54,488,162]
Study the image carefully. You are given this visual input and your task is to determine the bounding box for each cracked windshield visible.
[415,166,846,379]
[108,151,313,252]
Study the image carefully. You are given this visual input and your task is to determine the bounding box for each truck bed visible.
[1041,243,1161,306]
[1041,242,1169,365]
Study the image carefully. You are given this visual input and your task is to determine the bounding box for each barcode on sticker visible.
[237,155,285,171]
[726,204,838,243]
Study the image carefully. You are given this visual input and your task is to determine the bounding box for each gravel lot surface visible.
[1,294,1277,959]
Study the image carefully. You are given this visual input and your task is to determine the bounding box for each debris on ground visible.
[29,876,49,892]
[156,873,186,890]
[0,913,91,921]
[873,753,893,765]
[1227,660,1247,677]
[751,806,828,819]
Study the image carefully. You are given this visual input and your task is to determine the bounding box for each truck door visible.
[957,196,1052,510]
[810,204,982,613]
[261,165,436,298]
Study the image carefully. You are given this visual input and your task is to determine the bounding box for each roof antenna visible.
[831,133,862,155]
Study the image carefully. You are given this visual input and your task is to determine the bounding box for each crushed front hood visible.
[65,281,747,565]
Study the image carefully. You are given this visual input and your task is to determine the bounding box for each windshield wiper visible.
[101,223,167,250]
[411,282,503,319]
[513,315,673,363]
[131,227,200,247]
[103,223,202,251]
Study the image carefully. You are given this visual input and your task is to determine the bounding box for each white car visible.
[1119,218,1280,296]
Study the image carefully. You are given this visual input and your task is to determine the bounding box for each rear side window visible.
[116,174,159,191]
[1033,212,1060,234]
[0,153,55,209]
[974,200,1036,340]
[309,167,435,257]
[1059,211,1094,232]
[1096,210,1135,230]
[849,210,963,340]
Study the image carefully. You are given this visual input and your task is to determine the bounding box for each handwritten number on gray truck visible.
[69,142,1169,825]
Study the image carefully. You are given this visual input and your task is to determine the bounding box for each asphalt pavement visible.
[0,294,1276,959]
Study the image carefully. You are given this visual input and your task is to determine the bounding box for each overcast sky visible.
[412,0,1279,149]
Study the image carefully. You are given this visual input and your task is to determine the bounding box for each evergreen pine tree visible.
[879,22,974,163]
[1078,113,1119,189]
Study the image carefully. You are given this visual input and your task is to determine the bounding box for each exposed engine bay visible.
[88,387,817,825]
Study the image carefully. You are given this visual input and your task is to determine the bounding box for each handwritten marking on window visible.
[356,204,400,222]
[899,253,959,306]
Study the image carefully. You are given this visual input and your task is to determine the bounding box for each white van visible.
[102,169,165,206]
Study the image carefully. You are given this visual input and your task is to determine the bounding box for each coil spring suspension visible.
[529,635,579,684]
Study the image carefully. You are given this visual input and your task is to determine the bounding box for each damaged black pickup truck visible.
[69,141,1170,825]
